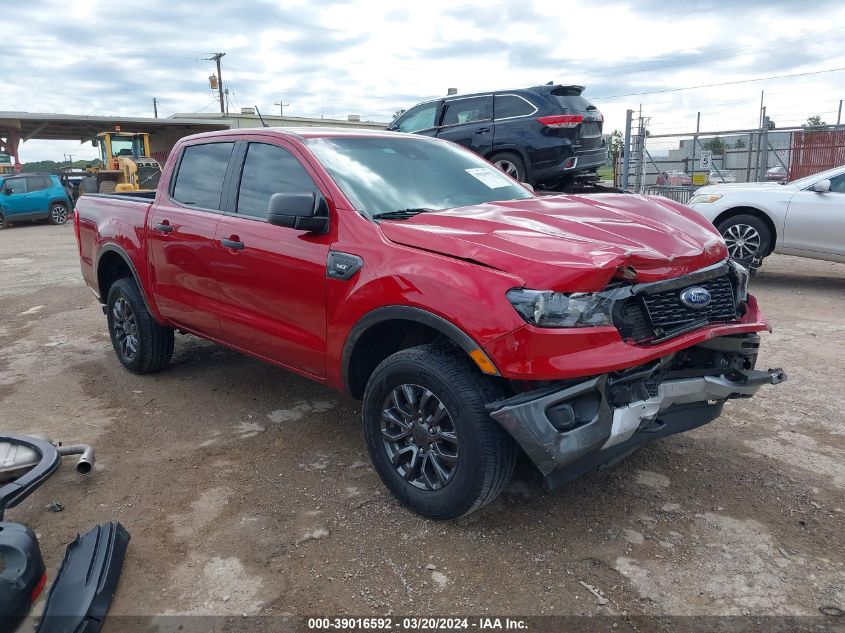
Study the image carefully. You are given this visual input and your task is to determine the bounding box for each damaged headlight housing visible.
[506,289,613,328]
[728,259,750,303]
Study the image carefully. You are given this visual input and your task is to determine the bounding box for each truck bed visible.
[79,191,156,202]
[75,193,154,301]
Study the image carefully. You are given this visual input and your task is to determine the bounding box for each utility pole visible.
[758,115,770,182]
[206,52,226,115]
[838,99,842,126]
[622,109,633,191]
[274,100,290,117]
[153,98,158,118]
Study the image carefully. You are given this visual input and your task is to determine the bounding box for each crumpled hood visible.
[379,193,728,291]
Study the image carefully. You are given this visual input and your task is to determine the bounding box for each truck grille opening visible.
[616,274,739,344]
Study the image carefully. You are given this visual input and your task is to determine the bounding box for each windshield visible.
[305,136,533,218]
[105,135,146,158]
[787,164,845,188]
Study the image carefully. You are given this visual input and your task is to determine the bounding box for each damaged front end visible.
[488,333,786,490]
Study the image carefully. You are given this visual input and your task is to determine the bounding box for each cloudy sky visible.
[4,0,845,161]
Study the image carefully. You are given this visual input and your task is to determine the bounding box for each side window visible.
[441,96,490,126]
[396,103,439,133]
[494,95,536,119]
[827,173,845,193]
[172,142,234,210]
[5,178,28,194]
[236,143,319,218]
[27,176,51,192]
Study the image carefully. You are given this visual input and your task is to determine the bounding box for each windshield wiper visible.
[372,208,434,220]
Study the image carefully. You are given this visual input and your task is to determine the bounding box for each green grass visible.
[597,165,613,181]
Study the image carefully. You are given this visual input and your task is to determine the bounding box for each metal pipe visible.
[56,444,95,474]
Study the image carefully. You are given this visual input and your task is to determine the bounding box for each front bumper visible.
[488,336,785,489]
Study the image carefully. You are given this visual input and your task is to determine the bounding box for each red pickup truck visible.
[75,128,784,519]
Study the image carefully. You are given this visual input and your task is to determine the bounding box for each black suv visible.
[387,84,605,188]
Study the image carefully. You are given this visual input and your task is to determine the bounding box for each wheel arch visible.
[484,146,532,180]
[48,197,71,208]
[95,244,156,317]
[342,306,499,400]
[713,206,778,255]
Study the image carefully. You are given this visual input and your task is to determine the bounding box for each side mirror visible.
[813,179,831,193]
[3,186,12,195]
[267,192,329,233]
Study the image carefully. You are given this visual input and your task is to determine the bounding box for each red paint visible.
[75,128,770,393]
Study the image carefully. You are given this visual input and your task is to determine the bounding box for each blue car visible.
[0,174,73,228]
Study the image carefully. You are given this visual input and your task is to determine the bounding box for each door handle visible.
[475,127,492,134]
[154,222,173,233]
[221,237,244,250]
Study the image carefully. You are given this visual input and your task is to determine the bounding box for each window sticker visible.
[465,167,512,189]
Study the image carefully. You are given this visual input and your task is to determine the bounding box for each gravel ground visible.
[1,222,843,626]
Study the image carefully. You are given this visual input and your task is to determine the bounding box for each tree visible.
[733,138,746,149]
[703,136,726,155]
[803,115,827,128]
[607,129,624,156]
[392,109,406,121]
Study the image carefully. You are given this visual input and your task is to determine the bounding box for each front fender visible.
[324,238,526,391]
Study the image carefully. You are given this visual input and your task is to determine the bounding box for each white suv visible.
[687,164,845,268]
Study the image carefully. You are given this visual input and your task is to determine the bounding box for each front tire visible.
[107,278,174,374]
[363,344,516,520]
[716,214,772,268]
[48,202,69,225]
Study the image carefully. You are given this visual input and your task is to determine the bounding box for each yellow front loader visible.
[80,132,162,194]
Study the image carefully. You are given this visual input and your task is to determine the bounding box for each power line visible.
[573,28,845,77]
[595,67,845,100]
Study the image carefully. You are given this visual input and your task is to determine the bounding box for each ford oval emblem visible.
[680,286,712,309]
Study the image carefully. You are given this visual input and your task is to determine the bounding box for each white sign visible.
[699,150,713,170]
[465,167,511,189]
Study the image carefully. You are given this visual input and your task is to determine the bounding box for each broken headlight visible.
[728,259,750,303]
[506,289,613,328]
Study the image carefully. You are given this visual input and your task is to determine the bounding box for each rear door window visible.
[493,95,536,119]
[4,177,28,194]
[172,142,234,210]
[396,102,439,133]
[236,143,319,218]
[27,176,51,192]
[441,96,490,126]
[547,87,597,114]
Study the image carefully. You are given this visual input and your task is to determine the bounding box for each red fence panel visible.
[788,130,845,180]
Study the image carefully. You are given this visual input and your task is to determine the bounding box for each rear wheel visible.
[99,180,117,193]
[363,344,516,520]
[490,152,526,183]
[107,277,174,374]
[716,214,771,268]
[48,202,69,225]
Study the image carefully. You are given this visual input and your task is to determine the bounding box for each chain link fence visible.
[615,117,845,202]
